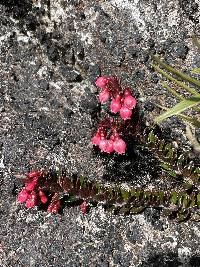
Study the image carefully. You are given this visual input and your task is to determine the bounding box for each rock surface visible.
[0,0,200,266]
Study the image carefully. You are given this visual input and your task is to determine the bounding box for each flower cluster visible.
[96,76,137,120]
[92,126,126,154]
[92,76,138,154]
[17,171,60,213]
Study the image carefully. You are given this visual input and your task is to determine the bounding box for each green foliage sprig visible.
[32,169,200,222]
[140,130,200,187]
[17,127,200,221]
[152,36,200,128]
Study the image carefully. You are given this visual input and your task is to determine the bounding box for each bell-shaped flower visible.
[123,95,137,109]
[110,96,122,114]
[25,177,38,191]
[99,88,110,104]
[47,200,61,213]
[17,189,29,203]
[113,138,126,154]
[120,106,132,120]
[99,139,109,152]
[92,132,101,146]
[95,76,109,89]
[105,140,114,153]
[25,191,37,208]
[39,190,48,204]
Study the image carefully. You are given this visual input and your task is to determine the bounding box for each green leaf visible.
[153,55,200,89]
[197,193,200,208]
[161,81,184,100]
[161,82,200,113]
[80,176,87,188]
[121,189,130,201]
[155,97,200,124]
[153,64,200,96]
[170,192,177,205]
[191,67,200,74]
[118,207,130,214]
[177,209,190,222]
[129,207,145,214]
[178,114,200,128]
[176,154,185,169]
[159,162,172,171]
[182,193,190,209]
[147,131,157,143]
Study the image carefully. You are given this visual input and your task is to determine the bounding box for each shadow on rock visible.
[0,0,32,18]
[96,139,161,185]
[140,252,200,267]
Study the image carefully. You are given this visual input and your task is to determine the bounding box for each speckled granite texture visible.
[0,0,200,266]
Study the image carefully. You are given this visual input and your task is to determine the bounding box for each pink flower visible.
[25,191,37,208]
[110,96,122,114]
[123,95,137,109]
[99,88,110,103]
[17,189,29,203]
[47,203,53,213]
[110,132,120,141]
[40,195,48,204]
[99,139,109,152]
[113,138,126,154]
[80,201,88,215]
[95,76,109,89]
[39,190,48,204]
[25,177,38,191]
[120,106,132,120]
[47,200,61,213]
[92,132,101,146]
[105,140,114,153]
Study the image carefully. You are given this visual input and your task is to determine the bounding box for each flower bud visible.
[17,189,29,203]
[47,203,53,213]
[99,88,110,103]
[95,76,109,88]
[47,200,61,213]
[99,139,109,152]
[25,177,38,191]
[113,138,126,154]
[80,201,88,215]
[120,106,132,120]
[123,95,137,109]
[105,140,114,153]
[110,96,121,114]
[25,191,37,208]
[39,190,48,204]
[92,133,101,146]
